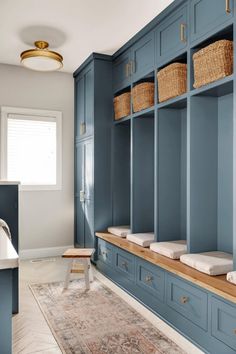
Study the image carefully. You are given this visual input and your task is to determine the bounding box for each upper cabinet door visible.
[156,5,188,65]
[113,51,131,92]
[131,31,155,82]
[75,64,94,140]
[190,0,234,43]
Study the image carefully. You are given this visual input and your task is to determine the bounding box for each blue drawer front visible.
[136,259,165,302]
[166,274,208,330]
[212,297,236,351]
[115,248,135,281]
[97,239,113,266]
[190,0,234,43]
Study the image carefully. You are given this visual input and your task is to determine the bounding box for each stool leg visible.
[82,259,90,290]
[64,259,73,289]
[89,259,94,283]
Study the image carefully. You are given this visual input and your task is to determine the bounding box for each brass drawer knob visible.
[121,261,128,268]
[180,296,189,304]
[145,275,153,283]
[233,329,236,335]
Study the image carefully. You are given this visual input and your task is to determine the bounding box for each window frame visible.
[1,106,62,191]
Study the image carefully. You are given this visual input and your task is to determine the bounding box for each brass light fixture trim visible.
[20,40,63,71]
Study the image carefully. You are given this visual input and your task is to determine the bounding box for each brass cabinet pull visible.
[125,63,129,77]
[130,60,136,74]
[233,329,236,335]
[180,23,186,43]
[226,0,231,13]
[121,261,128,268]
[145,275,153,283]
[80,122,86,135]
[180,296,189,304]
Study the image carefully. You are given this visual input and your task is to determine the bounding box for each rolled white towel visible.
[0,219,11,240]
[107,225,131,238]
[227,271,236,285]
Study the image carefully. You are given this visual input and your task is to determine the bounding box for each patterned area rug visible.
[30,278,185,354]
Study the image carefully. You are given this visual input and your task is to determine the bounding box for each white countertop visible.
[0,228,18,270]
[0,181,20,185]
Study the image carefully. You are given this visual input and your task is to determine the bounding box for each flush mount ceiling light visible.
[20,41,63,72]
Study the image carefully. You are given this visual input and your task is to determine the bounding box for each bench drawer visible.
[167,274,208,330]
[136,259,165,302]
[212,297,236,351]
[114,248,135,281]
[97,239,113,266]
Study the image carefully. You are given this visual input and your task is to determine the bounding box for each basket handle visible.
[180,23,186,43]
[226,0,231,13]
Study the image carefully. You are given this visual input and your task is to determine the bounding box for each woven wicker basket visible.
[193,40,233,89]
[113,92,131,120]
[132,82,154,113]
[157,63,187,103]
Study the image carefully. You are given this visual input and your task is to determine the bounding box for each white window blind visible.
[1,107,62,190]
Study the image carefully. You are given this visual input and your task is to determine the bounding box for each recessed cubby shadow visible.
[112,121,131,227]
[189,93,233,256]
[131,116,154,233]
[157,102,187,242]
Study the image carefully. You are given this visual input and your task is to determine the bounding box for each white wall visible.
[0,64,74,256]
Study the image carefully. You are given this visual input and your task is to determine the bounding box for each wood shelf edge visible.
[96,232,236,304]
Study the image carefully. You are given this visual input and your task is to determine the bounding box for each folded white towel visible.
[227,271,236,285]
[150,240,187,259]
[127,233,155,247]
[107,225,131,238]
[0,219,11,240]
[180,251,233,276]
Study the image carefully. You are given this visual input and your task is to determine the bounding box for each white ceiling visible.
[0,0,173,73]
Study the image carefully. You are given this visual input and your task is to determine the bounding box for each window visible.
[1,106,62,190]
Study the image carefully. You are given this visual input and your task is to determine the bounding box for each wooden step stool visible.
[62,248,94,290]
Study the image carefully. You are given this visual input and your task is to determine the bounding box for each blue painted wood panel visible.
[158,108,187,241]
[98,238,113,265]
[218,94,233,253]
[136,258,165,302]
[190,0,234,43]
[131,31,155,82]
[114,247,135,281]
[156,5,188,65]
[166,274,208,330]
[132,117,154,233]
[189,97,218,253]
[0,269,13,354]
[112,123,131,226]
[212,296,236,351]
[113,51,131,92]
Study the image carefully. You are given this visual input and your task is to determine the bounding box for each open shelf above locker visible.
[132,106,155,119]
[190,75,233,97]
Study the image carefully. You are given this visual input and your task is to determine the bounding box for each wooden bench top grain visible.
[62,248,94,258]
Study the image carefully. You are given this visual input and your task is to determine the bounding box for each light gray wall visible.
[0,64,74,251]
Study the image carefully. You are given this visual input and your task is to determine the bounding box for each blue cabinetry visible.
[75,63,94,139]
[190,0,234,43]
[211,296,236,351]
[156,4,188,65]
[96,237,236,354]
[113,51,131,92]
[74,54,113,248]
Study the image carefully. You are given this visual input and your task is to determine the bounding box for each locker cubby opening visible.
[157,100,187,243]
[189,92,233,256]
[112,120,131,227]
[132,115,154,234]
[157,51,187,71]
[190,25,233,90]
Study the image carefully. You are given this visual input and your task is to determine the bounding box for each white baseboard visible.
[19,245,74,260]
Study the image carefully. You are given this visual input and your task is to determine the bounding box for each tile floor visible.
[13,257,204,354]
